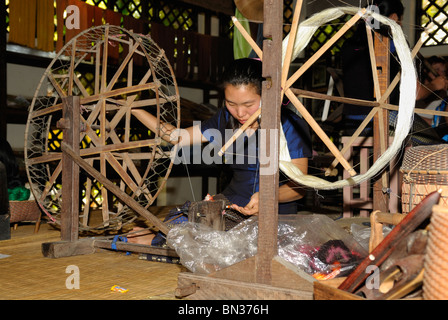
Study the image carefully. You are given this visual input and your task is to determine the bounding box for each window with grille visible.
[419,0,448,47]
[79,0,199,32]
[307,14,354,56]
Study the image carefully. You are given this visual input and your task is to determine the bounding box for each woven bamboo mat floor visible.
[0,208,187,300]
[0,205,368,300]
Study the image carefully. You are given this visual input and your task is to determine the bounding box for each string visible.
[182,148,196,202]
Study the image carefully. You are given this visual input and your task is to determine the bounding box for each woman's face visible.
[224,84,261,125]
[432,62,447,77]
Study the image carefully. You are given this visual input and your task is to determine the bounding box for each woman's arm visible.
[231,157,308,216]
[132,109,207,146]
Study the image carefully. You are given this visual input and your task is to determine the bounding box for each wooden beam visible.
[93,240,178,257]
[372,33,390,213]
[60,96,81,242]
[42,240,96,259]
[256,0,283,286]
[177,271,313,300]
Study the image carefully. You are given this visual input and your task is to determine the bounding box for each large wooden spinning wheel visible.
[24,25,180,232]
[231,5,418,191]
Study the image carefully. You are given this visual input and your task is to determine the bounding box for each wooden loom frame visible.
[174,2,443,299]
[175,0,316,300]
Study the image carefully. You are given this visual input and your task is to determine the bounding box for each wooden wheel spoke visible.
[366,26,383,102]
[106,41,141,92]
[47,73,67,98]
[72,73,90,97]
[229,10,361,176]
[104,152,139,193]
[38,161,62,202]
[130,96,178,108]
[30,83,159,119]
[27,138,161,165]
[285,89,357,176]
[284,10,365,91]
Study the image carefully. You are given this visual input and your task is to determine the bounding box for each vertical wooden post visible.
[373,34,390,213]
[256,0,283,285]
[61,96,80,241]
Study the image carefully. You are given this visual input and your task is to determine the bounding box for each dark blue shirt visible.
[201,107,312,213]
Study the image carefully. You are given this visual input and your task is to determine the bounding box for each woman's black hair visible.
[221,58,263,94]
[349,0,404,44]
[371,0,405,37]
[373,0,404,19]
[0,138,22,189]
[221,58,263,129]
[427,55,447,66]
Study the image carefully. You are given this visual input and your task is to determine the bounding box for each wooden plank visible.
[61,96,80,242]
[68,39,77,95]
[290,88,395,109]
[177,272,313,300]
[42,240,96,259]
[314,281,364,300]
[39,161,62,202]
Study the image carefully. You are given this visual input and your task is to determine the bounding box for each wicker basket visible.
[400,144,448,214]
[9,200,41,224]
[423,204,448,300]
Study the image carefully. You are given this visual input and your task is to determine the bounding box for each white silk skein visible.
[279,7,416,190]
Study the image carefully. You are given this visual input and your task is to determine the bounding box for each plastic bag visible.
[167,214,367,278]
[166,217,259,274]
[351,223,392,252]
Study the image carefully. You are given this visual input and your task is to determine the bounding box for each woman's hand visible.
[429,76,448,92]
[231,192,260,216]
